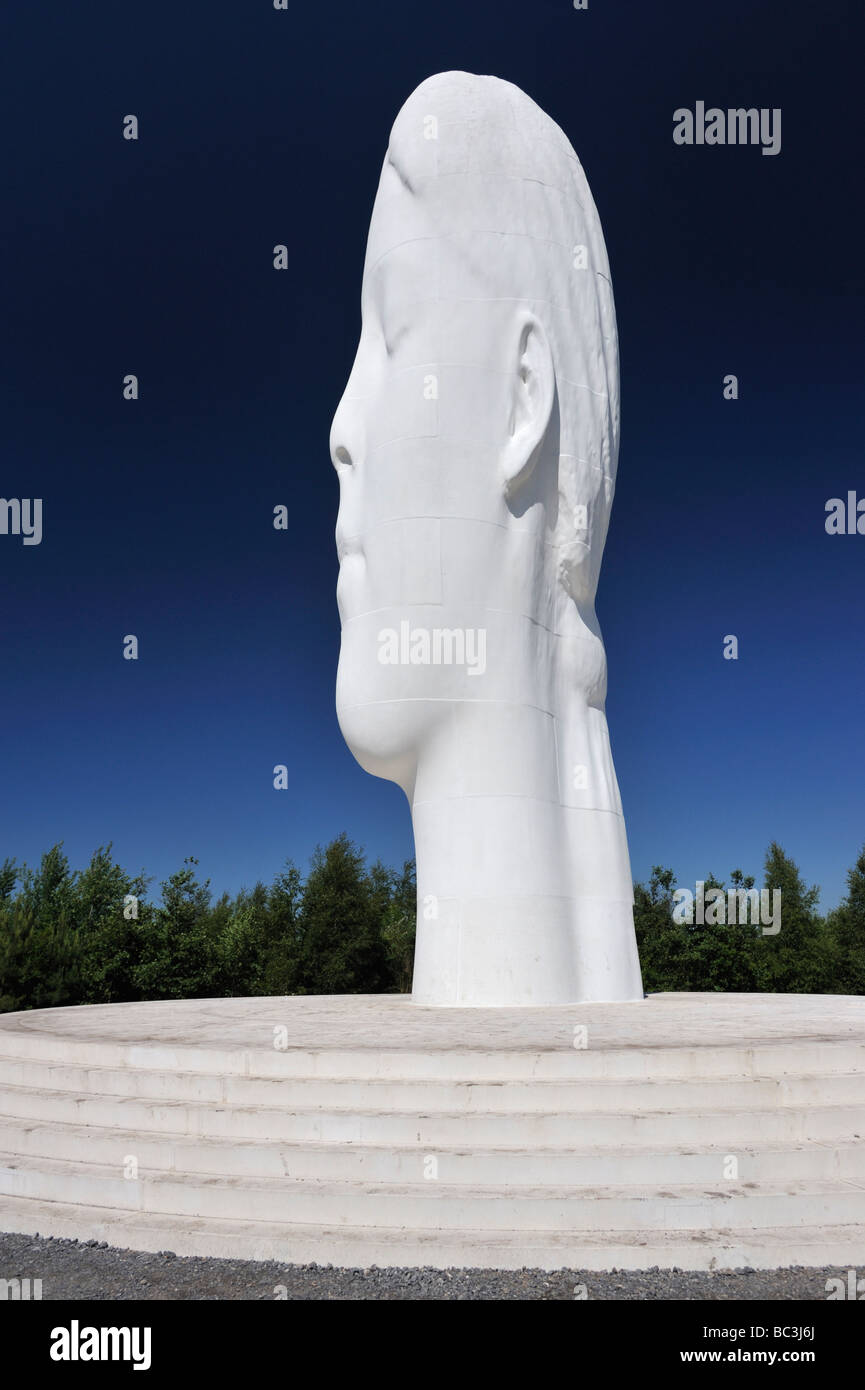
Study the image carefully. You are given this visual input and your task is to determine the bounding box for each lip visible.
[335,527,363,564]
[335,549,365,621]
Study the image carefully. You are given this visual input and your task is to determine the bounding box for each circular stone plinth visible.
[2,990,864,1053]
[1,993,864,1271]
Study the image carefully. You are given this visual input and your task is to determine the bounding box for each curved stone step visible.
[2,994,864,1083]
[0,1080,862,1147]
[2,1028,864,1084]
[1,1116,862,1185]
[2,1152,865,1233]
[1,1191,864,1272]
[5,1056,865,1112]
[3,1054,865,1113]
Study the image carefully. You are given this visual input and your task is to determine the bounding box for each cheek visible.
[339,518,442,623]
[361,361,439,460]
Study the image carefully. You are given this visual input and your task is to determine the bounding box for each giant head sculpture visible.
[330,71,643,1005]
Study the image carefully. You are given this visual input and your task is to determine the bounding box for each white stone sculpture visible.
[330,71,644,1006]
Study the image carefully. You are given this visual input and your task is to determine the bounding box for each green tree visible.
[217,883,271,996]
[260,862,304,995]
[757,843,831,994]
[17,844,77,929]
[0,846,81,1011]
[683,871,765,993]
[75,845,151,1003]
[632,866,685,992]
[634,865,771,994]
[0,859,17,901]
[133,858,220,999]
[380,859,416,993]
[0,899,80,1012]
[297,835,387,993]
[827,845,865,994]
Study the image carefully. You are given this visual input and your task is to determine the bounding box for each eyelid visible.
[385,324,408,355]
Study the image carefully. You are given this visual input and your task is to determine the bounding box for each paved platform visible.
[0,993,863,1270]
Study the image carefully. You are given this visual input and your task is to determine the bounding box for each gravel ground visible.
[0,1231,847,1300]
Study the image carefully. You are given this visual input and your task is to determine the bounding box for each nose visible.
[329,388,363,475]
[330,389,365,563]
[330,435,354,473]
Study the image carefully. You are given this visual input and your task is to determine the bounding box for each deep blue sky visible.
[2,0,862,909]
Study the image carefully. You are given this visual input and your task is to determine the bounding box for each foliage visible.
[2,835,864,1012]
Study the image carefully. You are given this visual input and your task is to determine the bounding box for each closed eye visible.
[384,324,409,357]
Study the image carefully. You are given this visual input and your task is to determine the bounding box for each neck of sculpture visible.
[407,661,642,1005]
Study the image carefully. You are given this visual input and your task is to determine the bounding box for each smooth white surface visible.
[329,72,642,1005]
[1,994,865,1270]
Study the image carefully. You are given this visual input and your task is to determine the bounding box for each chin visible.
[335,657,419,792]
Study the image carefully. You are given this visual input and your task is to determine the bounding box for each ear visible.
[501,312,555,500]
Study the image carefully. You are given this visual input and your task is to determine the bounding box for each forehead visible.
[361,162,532,322]
[360,100,579,318]
[361,165,438,311]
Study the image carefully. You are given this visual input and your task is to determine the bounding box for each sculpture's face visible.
[330,160,522,790]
